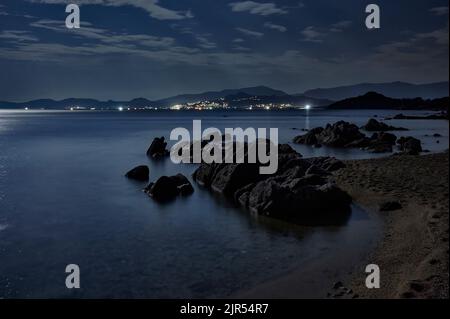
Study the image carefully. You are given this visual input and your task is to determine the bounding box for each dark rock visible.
[145,173,194,202]
[294,121,365,148]
[171,173,195,196]
[305,164,330,176]
[307,157,346,172]
[397,136,422,155]
[362,118,408,132]
[333,281,344,289]
[179,183,194,196]
[363,132,397,153]
[193,147,351,226]
[433,133,442,137]
[125,165,149,181]
[379,201,402,211]
[146,136,169,159]
[146,176,179,202]
[375,132,397,144]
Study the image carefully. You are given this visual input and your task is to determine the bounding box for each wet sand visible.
[236,151,449,299]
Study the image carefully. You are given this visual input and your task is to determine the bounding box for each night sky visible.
[0,0,448,101]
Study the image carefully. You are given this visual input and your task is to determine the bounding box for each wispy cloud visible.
[330,20,352,32]
[27,0,193,20]
[0,30,39,42]
[235,27,264,38]
[301,26,324,43]
[429,6,449,16]
[195,35,217,49]
[229,1,287,16]
[264,22,287,32]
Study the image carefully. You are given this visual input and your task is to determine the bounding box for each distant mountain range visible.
[328,91,449,110]
[303,81,449,100]
[0,86,330,110]
[0,82,448,110]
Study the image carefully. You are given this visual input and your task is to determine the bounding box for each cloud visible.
[264,22,287,32]
[330,20,352,32]
[429,6,449,16]
[31,19,176,46]
[170,25,217,50]
[195,35,217,49]
[301,26,324,43]
[235,27,264,38]
[229,1,287,16]
[27,0,193,20]
[0,30,39,42]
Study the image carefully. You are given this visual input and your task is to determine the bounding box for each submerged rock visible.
[361,118,408,132]
[144,173,194,202]
[193,145,351,225]
[125,165,149,181]
[147,137,169,159]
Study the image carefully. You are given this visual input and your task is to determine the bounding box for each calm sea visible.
[0,109,448,298]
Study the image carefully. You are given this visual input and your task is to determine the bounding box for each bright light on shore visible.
[171,104,183,110]
[305,104,311,110]
[118,106,124,111]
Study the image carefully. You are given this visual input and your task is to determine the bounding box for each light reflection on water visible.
[0,109,447,298]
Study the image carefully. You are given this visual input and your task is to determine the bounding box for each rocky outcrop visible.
[147,137,169,159]
[294,121,397,153]
[193,145,351,225]
[397,136,423,155]
[361,118,408,132]
[293,121,365,147]
[125,165,149,181]
[144,173,194,202]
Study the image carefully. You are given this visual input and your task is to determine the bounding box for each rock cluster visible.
[294,120,422,154]
[361,118,408,132]
[125,165,149,181]
[193,144,351,225]
[293,121,399,153]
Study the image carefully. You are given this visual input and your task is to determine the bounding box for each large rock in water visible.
[193,144,351,225]
[294,121,365,147]
[397,136,422,155]
[294,121,397,153]
[125,165,149,181]
[361,118,408,132]
[147,137,169,159]
[144,173,194,202]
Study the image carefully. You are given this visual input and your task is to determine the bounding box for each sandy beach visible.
[237,151,449,299]
[334,151,449,299]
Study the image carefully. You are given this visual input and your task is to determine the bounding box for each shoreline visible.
[234,151,449,299]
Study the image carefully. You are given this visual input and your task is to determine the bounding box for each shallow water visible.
[0,109,447,298]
